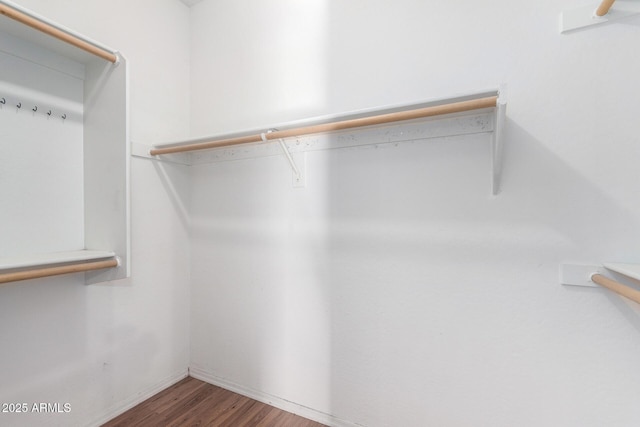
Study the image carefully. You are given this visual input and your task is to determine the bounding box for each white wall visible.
[2,1,638,426]
[0,1,191,426]
[0,46,84,258]
[189,1,640,426]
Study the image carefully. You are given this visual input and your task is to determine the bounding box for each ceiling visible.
[181,0,204,6]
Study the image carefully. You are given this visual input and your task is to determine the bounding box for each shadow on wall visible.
[502,118,640,259]
[152,161,191,229]
[318,116,640,425]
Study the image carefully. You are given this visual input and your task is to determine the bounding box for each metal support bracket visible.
[261,131,306,188]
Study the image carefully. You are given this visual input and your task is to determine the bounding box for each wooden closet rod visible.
[0,259,118,284]
[0,2,117,63]
[150,95,498,156]
[591,273,640,305]
[595,0,616,16]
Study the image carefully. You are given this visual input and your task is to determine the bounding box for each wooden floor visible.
[102,376,326,427]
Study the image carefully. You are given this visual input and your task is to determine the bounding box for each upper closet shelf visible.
[0,250,118,285]
[0,0,119,64]
[561,0,640,33]
[0,250,115,270]
[134,90,507,194]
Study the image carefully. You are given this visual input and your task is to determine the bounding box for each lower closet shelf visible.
[0,250,118,284]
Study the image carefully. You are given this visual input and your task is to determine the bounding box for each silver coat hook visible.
[17,102,21,109]
[47,110,52,116]
[32,106,37,112]
[0,98,5,104]
[62,114,66,120]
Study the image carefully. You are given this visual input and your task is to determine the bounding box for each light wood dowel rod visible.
[0,3,117,63]
[0,259,118,284]
[150,96,498,156]
[595,0,616,16]
[591,273,640,305]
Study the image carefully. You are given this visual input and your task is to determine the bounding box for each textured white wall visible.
[0,1,192,425]
[189,0,640,426]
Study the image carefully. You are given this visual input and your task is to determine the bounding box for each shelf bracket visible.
[491,91,507,195]
[561,263,640,287]
[561,0,640,33]
[262,131,306,188]
[560,263,605,287]
[561,262,640,305]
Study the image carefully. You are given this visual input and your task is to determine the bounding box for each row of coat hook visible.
[0,97,67,120]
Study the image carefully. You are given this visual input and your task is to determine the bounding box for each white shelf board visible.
[0,0,118,65]
[604,263,640,282]
[0,250,115,271]
[137,90,505,160]
[136,89,506,194]
[150,90,499,153]
[133,112,494,166]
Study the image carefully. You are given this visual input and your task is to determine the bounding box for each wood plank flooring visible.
[102,376,326,427]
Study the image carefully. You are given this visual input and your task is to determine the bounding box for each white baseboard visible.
[88,369,189,427]
[189,366,363,427]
